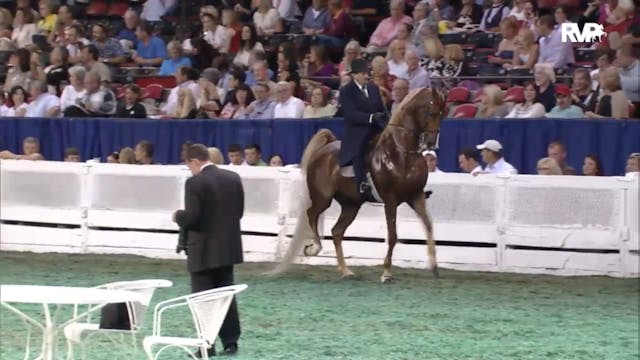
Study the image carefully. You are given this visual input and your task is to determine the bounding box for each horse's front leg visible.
[382,202,398,283]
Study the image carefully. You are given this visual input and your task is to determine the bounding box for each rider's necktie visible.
[361,84,369,98]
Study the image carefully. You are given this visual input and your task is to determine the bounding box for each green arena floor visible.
[0,252,638,360]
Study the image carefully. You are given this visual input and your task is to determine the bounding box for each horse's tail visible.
[268,129,336,275]
[300,128,337,173]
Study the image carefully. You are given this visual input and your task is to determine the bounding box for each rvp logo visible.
[561,23,606,43]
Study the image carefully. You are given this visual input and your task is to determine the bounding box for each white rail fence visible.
[1,160,638,277]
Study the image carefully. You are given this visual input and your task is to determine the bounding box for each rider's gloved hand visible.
[371,112,387,128]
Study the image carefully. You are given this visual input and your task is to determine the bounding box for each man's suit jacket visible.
[338,80,388,166]
[175,164,244,273]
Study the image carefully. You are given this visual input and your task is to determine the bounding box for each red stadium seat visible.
[86,1,108,17]
[504,86,524,103]
[142,84,164,101]
[446,87,470,103]
[107,2,129,17]
[452,103,478,118]
[135,77,177,89]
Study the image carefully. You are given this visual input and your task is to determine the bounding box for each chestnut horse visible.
[275,87,446,282]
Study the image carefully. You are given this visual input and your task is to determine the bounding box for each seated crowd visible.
[1,136,639,177]
[0,0,638,120]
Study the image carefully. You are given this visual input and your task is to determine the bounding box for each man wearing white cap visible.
[423,150,444,173]
[475,139,518,175]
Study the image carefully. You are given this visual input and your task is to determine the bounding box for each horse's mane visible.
[387,87,432,126]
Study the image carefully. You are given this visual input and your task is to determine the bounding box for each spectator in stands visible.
[570,69,597,112]
[534,62,556,112]
[172,88,198,119]
[222,9,242,55]
[90,23,126,65]
[244,144,267,166]
[42,46,69,95]
[134,21,166,66]
[254,0,283,36]
[164,67,200,116]
[63,24,89,65]
[269,154,284,166]
[316,0,354,48]
[304,86,337,118]
[505,81,546,118]
[0,92,8,117]
[134,140,155,165]
[475,139,518,175]
[425,0,456,30]
[36,0,56,35]
[107,152,119,163]
[410,2,429,55]
[591,46,615,92]
[276,0,302,21]
[223,68,247,106]
[5,86,29,117]
[0,8,12,39]
[244,50,273,86]
[367,0,412,53]
[303,0,330,35]
[64,147,81,162]
[199,13,229,54]
[458,147,483,175]
[247,82,275,119]
[582,153,603,176]
[504,28,539,71]
[386,40,408,78]
[371,56,394,105]
[402,49,430,90]
[422,37,445,77]
[301,44,337,90]
[227,144,246,165]
[479,0,510,32]
[4,49,31,94]
[536,15,575,69]
[0,137,44,160]
[117,9,139,52]
[250,61,277,94]
[508,0,527,20]
[586,67,631,118]
[26,80,60,117]
[117,147,135,164]
[233,25,264,68]
[63,71,116,117]
[116,84,147,118]
[616,46,639,114]
[476,84,509,118]
[488,18,518,66]
[48,4,74,45]
[197,68,223,118]
[274,81,305,118]
[81,45,112,83]
[441,44,465,87]
[454,0,483,27]
[521,1,538,34]
[12,7,36,49]
[59,65,86,112]
[536,157,562,175]
[159,41,192,76]
[338,41,362,76]
[546,84,585,118]
[625,153,640,174]
[390,78,410,114]
[208,147,224,165]
[232,84,256,119]
[140,0,177,22]
[546,141,576,175]
[424,150,444,173]
[231,0,253,23]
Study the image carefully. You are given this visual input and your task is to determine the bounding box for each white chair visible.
[143,284,248,360]
[64,279,173,360]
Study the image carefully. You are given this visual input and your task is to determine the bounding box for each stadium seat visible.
[504,86,524,103]
[440,33,468,45]
[135,76,177,89]
[86,0,108,18]
[107,1,129,18]
[446,87,470,103]
[468,32,501,49]
[142,84,164,102]
[452,103,478,118]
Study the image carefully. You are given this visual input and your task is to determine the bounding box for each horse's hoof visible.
[380,275,394,283]
[303,244,321,256]
[341,269,355,279]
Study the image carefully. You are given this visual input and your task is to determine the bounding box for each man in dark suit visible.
[338,58,390,200]
[173,144,245,357]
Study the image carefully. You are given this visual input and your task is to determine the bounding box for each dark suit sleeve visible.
[236,174,244,219]
[339,85,372,126]
[175,177,201,229]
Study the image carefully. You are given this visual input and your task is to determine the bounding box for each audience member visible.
[0,137,45,160]
[253,0,283,36]
[316,0,353,48]
[60,65,86,112]
[591,47,615,91]
[386,40,408,78]
[26,80,60,117]
[505,81,546,118]
[116,9,139,52]
[208,147,224,164]
[245,144,267,166]
[476,84,509,118]
[135,140,156,164]
[116,84,147,118]
[479,0,510,32]
[570,69,598,112]
[390,78,410,114]
[227,144,246,165]
[534,63,556,112]
[81,45,112,83]
[616,46,639,115]
[304,87,337,118]
[338,41,362,76]
[159,41,192,76]
[172,88,198,119]
[91,23,126,65]
[64,147,81,162]
[43,46,69,95]
[63,71,116,117]
[273,81,305,118]
[268,154,284,166]
[302,0,330,35]
[536,157,562,175]
[233,25,264,68]
[247,82,276,119]
[4,48,32,94]
[504,28,538,70]
[140,0,176,22]
[547,141,576,175]
[423,150,444,173]
[133,21,167,66]
[119,147,136,164]
[536,15,575,68]
[12,7,37,49]
[231,84,256,119]
[546,84,585,118]
[488,18,518,66]
[164,67,200,115]
[366,0,412,52]
[402,49,430,90]
[197,68,223,118]
[475,139,518,175]
[582,153,603,176]
[586,67,631,118]
[626,153,640,174]
[5,86,29,117]
[458,148,482,175]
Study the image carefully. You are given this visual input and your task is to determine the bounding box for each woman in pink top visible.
[366,0,412,52]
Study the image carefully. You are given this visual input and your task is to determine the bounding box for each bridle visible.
[387,121,440,155]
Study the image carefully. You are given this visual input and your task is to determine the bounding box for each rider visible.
[338,58,390,200]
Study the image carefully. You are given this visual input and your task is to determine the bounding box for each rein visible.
[386,123,436,155]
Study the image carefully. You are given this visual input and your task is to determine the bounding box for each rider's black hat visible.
[350,59,369,74]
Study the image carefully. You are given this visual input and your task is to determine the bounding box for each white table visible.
[1,284,143,360]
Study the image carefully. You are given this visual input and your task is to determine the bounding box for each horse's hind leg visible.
[382,202,398,283]
[304,195,332,256]
[331,201,361,278]
[410,195,438,277]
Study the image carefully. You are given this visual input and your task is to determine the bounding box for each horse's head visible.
[393,87,446,151]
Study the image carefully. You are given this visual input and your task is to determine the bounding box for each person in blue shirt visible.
[132,21,166,66]
[546,84,585,118]
[158,40,192,76]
